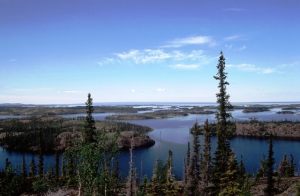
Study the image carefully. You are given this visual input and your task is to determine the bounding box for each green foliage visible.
[278,154,295,177]
[0,117,65,153]
[201,119,212,194]
[212,52,237,195]
[184,122,201,196]
[0,159,28,196]
[22,155,27,178]
[32,177,49,193]
[219,153,241,196]
[264,135,275,196]
[84,93,96,143]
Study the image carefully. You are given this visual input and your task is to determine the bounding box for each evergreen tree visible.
[138,176,148,196]
[278,155,289,177]
[38,153,44,177]
[4,158,12,174]
[265,135,275,196]
[151,160,161,195]
[22,155,27,178]
[219,153,241,196]
[289,154,295,177]
[29,157,36,177]
[212,51,235,194]
[164,150,178,195]
[38,130,44,177]
[55,153,60,179]
[184,122,201,196]
[84,93,96,143]
[201,119,212,194]
[126,137,137,196]
[184,142,191,185]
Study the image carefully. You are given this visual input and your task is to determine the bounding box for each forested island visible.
[0,117,154,153]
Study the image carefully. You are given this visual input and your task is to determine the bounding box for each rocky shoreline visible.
[235,121,300,139]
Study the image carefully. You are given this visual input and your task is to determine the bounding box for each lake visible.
[1,107,300,180]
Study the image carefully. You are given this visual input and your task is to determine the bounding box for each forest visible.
[1,52,300,196]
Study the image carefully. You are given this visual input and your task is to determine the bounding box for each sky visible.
[0,0,300,104]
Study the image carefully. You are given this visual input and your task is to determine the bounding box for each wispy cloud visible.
[238,45,247,51]
[98,49,213,66]
[228,63,276,74]
[162,35,216,48]
[62,90,83,94]
[130,89,136,93]
[170,63,200,70]
[224,35,242,41]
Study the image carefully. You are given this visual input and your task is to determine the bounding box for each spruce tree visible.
[164,150,178,195]
[29,157,36,177]
[219,153,241,196]
[212,51,235,193]
[38,130,44,177]
[201,119,212,194]
[184,142,191,185]
[84,93,96,143]
[278,155,289,177]
[22,154,27,178]
[289,154,295,177]
[55,153,60,179]
[265,134,275,196]
[184,122,201,195]
[150,160,162,195]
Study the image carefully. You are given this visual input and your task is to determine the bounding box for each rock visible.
[117,131,155,149]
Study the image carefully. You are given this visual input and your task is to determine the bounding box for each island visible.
[0,116,155,153]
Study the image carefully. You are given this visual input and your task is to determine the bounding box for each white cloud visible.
[116,49,171,64]
[155,88,166,92]
[131,89,136,93]
[108,49,213,65]
[63,90,82,94]
[224,35,242,41]
[238,45,247,51]
[228,63,276,74]
[225,44,233,49]
[97,58,118,66]
[170,64,200,70]
[163,35,216,48]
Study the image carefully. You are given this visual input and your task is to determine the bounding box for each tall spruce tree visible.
[201,119,212,194]
[84,93,96,143]
[22,154,27,178]
[38,130,44,177]
[265,134,275,196]
[184,122,201,196]
[212,51,235,193]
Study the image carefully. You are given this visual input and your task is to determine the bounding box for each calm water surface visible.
[1,108,300,179]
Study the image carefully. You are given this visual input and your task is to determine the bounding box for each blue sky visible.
[0,0,300,104]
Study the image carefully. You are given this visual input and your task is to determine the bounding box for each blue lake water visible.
[1,108,300,180]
